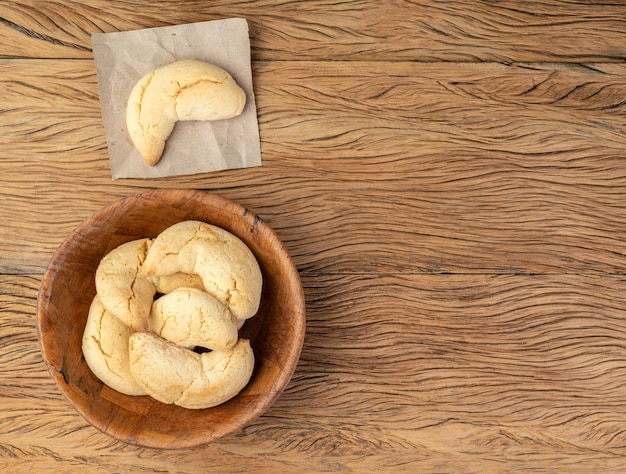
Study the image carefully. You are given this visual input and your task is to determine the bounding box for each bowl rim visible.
[36,189,306,448]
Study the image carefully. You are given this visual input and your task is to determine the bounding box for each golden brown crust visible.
[84,221,261,408]
[147,273,204,294]
[128,332,254,409]
[141,220,263,323]
[95,238,155,332]
[82,295,147,396]
[126,59,246,166]
[149,287,238,351]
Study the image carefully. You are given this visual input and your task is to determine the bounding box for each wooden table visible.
[2,1,626,471]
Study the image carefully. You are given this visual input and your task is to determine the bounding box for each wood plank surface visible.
[3,273,626,471]
[3,0,626,471]
[2,60,626,274]
[1,1,625,62]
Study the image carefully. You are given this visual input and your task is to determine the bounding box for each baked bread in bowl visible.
[37,189,305,449]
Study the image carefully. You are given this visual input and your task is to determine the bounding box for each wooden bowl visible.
[36,190,305,449]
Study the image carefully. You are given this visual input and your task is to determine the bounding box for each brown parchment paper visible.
[92,18,261,179]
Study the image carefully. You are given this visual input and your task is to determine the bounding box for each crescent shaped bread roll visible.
[141,221,262,323]
[126,59,247,166]
[95,238,156,332]
[176,339,255,409]
[128,332,254,409]
[149,287,238,351]
[82,295,147,396]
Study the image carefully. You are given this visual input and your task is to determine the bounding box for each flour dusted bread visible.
[126,59,246,166]
[128,332,254,409]
[95,238,155,332]
[149,287,238,351]
[82,296,147,396]
[141,220,263,324]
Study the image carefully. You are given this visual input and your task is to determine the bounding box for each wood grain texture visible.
[3,0,626,471]
[2,60,626,274]
[0,1,625,62]
[4,273,626,471]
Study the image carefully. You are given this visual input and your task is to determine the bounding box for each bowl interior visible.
[37,190,305,449]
